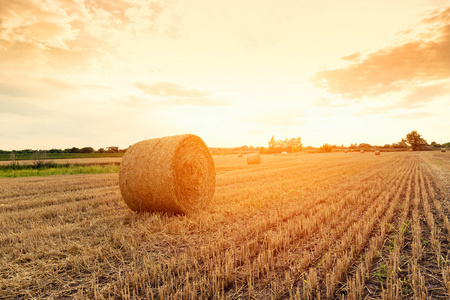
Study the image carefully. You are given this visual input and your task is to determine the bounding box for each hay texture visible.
[360,150,364,153]
[238,153,243,157]
[442,148,447,152]
[375,150,380,155]
[247,153,261,164]
[119,134,216,214]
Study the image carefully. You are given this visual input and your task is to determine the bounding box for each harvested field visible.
[1,152,450,299]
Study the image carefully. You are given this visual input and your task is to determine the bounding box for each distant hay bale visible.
[360,150,364,153]
[119,134,216,214]
[238,153,243,157]
[247,153,261,164]
[375,150,380,155]
[350,149,354,152]
[344,150,348,153]
[442,148,447,152]
[281,151,287,155]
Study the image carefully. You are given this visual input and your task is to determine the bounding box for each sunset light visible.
[1,0,449,149]
[2,2,450,298]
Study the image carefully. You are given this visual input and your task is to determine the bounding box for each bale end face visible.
[119,134,215,214]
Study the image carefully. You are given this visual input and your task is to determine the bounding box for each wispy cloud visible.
[0,0,171,69]
[314,97,347,108]
[390,112,433,119]
[399,82,448,108]
[134,81,226,106]
[355,82,448,116]
[313,6,450,100]
[249,109,304,127]
[135,82,210,97]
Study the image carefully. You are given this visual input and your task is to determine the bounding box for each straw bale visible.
[360,150,364,153]
[247,153,261,164]
[375,150,380,155]
[238,153,243,157]
[119,134,216,214]
[442,148,446,152]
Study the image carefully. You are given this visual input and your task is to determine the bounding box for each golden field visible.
[1,152,450,299]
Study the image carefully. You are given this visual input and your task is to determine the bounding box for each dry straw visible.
[238,153,243,157]
[375,150,380,155]
[442,148,447,152]
[247,153,261,164]
[119,134,216,214]
[360,150,364,153]
[344,150,348,153]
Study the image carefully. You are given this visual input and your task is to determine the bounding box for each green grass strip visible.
[0,152,123,161]
[0,164,120,178]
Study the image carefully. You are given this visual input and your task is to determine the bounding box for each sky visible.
[1,0,449,150]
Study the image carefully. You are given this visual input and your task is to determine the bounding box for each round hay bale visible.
[360,150,364,153]
[238,153,243,157]
[247,153,261,164]
[442,148,446,152]
[350,149,354,152]
[344,150,348,153]
[375,150,380,155]
[119,134,216,214]
[281,151,287,155]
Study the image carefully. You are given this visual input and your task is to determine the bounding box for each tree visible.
[430,141,440,147]
[79,147,94,153]
[268,136,277,148]
[106,146,119,153]
[392,138,408,148]
[320,143,333,152]
[290,137,302,152]
[267,136,302,153]
[405,130,428,151]
[358,143,371,148]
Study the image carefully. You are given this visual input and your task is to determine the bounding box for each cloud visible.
[313,6,450,100]
[355,105,396,117]
[355,82,448,116]
[40,77,77,90]
[0,0,169,70]
[135,82,210,97]
[390,112,433,119]
[314,97,347,108]
[340,52,361,62]
[399,82,448,108]
[249,109,304,127]
[165,98,227,106]
[115,93,227,108]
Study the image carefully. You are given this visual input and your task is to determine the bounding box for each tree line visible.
[0,146,127,155]
[1,131,448,156]
[234,131,448,154]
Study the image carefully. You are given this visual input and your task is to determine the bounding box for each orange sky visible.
[1,0,449,150]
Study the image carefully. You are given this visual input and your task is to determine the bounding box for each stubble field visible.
[1,151,450,299]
